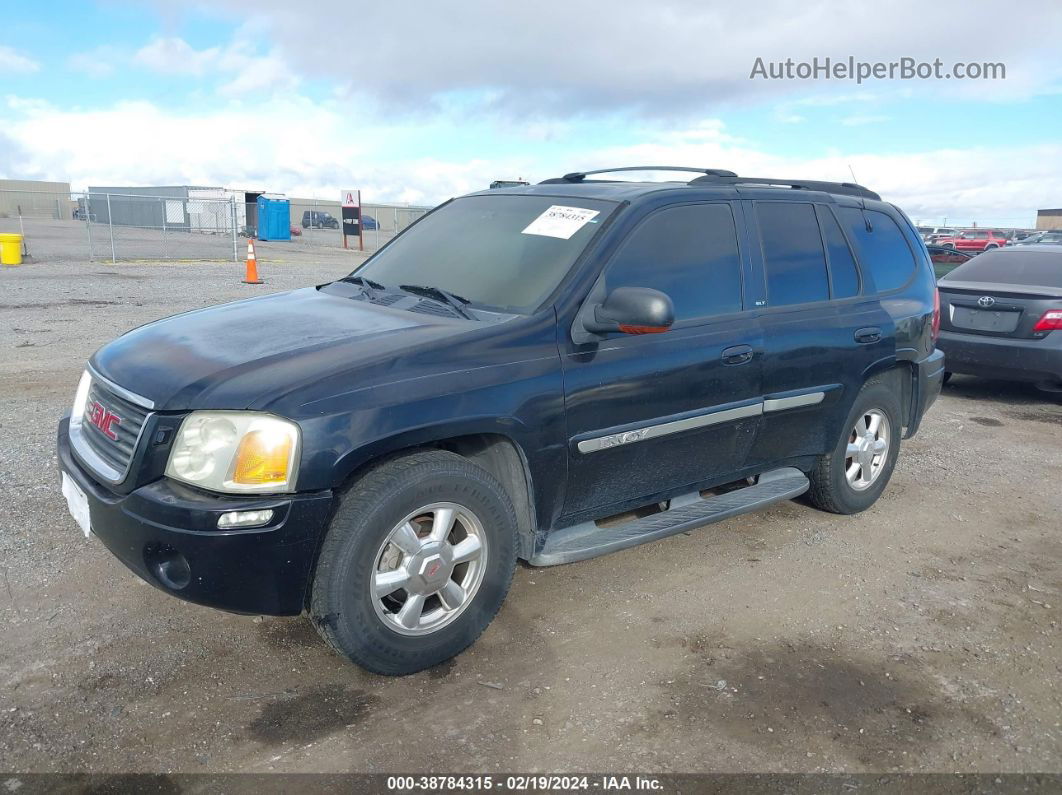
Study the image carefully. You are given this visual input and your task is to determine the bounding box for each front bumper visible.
[58,417,334,615]
[937,330,1062,385]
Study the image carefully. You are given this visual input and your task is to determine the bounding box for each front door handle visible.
[854,327,882,344]
[722,344,754,365]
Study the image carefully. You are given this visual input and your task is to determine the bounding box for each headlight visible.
[165,412,301,494]
[70,370,92,432]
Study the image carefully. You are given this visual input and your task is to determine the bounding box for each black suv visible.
[302,210,339,229]
[58,167,944,675]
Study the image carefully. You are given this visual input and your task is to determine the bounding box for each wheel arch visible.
[331,429,539,561]
[860,358,917,435]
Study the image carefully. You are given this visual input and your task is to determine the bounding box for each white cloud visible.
[196,0,1062,115]
[0,45,39,74]
[134,37,221,76]
[68,46,123,78]
[1,96,1056,226]
[132,36,296,96]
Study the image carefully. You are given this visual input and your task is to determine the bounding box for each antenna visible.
[847,164,859,184]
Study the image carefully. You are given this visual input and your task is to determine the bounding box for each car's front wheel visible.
[310,451,517,675]
[807,377,902,514]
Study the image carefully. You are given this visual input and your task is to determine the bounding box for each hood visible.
[91,287,474,410]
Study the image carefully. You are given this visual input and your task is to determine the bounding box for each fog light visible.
[145,544,191,590]
[217,509,274,529]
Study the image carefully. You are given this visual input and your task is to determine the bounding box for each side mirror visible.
[583,287,675,335]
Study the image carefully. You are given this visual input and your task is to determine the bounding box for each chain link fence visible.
[287,199,430,252]
[1,189,431,262]
[1,189,239,262]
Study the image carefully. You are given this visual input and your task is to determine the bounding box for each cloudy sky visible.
[2,0,1061,225]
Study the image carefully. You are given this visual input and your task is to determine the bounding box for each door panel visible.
[744,201,894,466]
[559,201,763,519]
[562,319,763,517]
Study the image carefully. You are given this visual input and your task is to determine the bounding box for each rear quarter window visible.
[837,208,917,292]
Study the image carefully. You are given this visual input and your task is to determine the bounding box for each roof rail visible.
[687,174,880,200]
[539,166,738,184]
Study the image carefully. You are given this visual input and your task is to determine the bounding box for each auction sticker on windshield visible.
[522,205,600,239]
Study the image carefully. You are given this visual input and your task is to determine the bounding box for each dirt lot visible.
[0,257,1060,774]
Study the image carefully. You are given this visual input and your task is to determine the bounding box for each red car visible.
[937,229,1007,253]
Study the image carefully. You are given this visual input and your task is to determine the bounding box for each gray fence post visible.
[161,197,167,259]
[231,197,238,262]
[56,197,62,220]
[106,193,116,263]
[84,194,94,261]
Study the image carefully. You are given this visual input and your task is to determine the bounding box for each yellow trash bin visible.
[0,233,23,266]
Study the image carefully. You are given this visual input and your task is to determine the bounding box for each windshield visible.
[943,249,1062,287]
[352,194,618,312]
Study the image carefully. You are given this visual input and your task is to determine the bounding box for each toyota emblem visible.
[977,295,995,308]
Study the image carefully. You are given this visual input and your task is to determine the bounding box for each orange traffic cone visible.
[243,239,263,284]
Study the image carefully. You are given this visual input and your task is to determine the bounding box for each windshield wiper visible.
[398,284,476,320]
[338,275,387,295]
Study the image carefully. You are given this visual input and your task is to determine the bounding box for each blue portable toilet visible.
[256,196,291,241]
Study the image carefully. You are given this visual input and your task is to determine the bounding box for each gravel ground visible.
[0,258,1060,774]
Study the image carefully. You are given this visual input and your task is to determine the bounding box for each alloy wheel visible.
[370,502,488,636]
[845,409,890,491]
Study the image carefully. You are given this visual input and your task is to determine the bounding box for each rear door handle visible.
[722,345,754,365]
[854,327,881,344]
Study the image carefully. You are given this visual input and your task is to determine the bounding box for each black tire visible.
[807,378,902,515]
[942,371,953,386]
[310,450,517,675]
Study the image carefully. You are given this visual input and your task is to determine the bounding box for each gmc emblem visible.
[88,401,121,441]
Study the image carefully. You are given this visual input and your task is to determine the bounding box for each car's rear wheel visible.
[310,450,517,675]
[807,378,902,514]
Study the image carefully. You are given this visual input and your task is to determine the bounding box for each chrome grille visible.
[75,377,152,481]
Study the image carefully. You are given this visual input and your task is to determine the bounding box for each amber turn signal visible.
[232,429,293,485]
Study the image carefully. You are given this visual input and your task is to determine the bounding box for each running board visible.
[530,468,809,566]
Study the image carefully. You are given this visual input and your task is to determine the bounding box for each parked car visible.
[302,210,378,231]
[927,244,975,279]
[302,210,339,229]
[57,166,943,675]
[936,229,1008,252]
[1016,231,1062,246]
[937,245,1062,392]
[918,226,960,244]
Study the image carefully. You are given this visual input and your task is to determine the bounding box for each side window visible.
[605,203,742,321]
[837,208,917,293]
[815,205,860,298]
[756,202,829,306]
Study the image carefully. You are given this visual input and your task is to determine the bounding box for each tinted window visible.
[605,203,742,320]
[816,205,860,298]
[837,208,917,292]
[942,249,1062,287]
[357,194,617,312]
[757,202,829,306]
